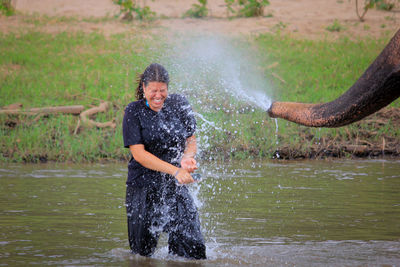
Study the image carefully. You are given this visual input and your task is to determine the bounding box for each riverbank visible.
[1,2,399,163]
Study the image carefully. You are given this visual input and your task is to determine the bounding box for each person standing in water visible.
[122,63,206,259]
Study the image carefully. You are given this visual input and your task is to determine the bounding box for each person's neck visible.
[146,99,162,112]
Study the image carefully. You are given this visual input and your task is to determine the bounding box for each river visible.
[0,159,399,266]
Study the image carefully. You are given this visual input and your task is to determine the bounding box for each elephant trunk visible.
[267,29,400,128]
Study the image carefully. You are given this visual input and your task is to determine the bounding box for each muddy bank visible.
[2,106,399,163]
[272,107,400,160]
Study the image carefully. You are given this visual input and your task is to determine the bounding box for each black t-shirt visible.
[122,94,196,187]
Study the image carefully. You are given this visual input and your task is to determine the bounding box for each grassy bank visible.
[0,30,161,162]
[1,28,399,162]
[170,33,400,160]
[254,33,400,159]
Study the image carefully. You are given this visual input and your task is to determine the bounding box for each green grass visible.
[178,33,399,160]
[0,31,161,107]
[0,31,162,162]
[255,33,399,105]
[1,29,399,162]
[326,19,346,32]
[251,33,399,158]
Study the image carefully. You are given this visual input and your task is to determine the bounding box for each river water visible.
[0,159,399,266]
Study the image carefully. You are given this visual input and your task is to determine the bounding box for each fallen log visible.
[79,102,116,130]
[1,102,116,133]
[0,105,85,115]
[344,144,369,154]
[2,103,23,110]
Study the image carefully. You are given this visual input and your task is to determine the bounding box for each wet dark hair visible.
[136,63,170,100]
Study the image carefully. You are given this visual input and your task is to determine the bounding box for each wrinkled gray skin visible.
[268,29,400,128]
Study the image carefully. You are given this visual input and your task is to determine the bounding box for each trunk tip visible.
[267,101,277,118]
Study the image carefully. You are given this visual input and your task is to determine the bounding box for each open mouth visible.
[153,98,163,104]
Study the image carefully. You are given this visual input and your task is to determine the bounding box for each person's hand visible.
[180,157,198,173]
[174,168,195,184]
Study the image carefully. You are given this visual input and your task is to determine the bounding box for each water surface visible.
[0,159,399,266]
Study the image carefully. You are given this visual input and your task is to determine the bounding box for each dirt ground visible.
[1,0,399,38]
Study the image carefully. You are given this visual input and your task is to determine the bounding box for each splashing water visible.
[157,35,275,159]
[274,118,279,145]
[194,112,222,131]
[165,36,273,112]
[149,34,277,261]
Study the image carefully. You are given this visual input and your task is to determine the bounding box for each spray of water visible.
[166,36,272,112]
[158,35,275,159]
[148,34,276,261]
[193,112,222,131]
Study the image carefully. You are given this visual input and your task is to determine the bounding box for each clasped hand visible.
[175,157,198,184]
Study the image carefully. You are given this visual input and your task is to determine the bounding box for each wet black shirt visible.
[122,94,196,187]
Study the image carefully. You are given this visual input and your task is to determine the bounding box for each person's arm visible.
[181,135,198,173]
[129,144,194,184]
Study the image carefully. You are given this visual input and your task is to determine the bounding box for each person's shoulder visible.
[166,94,194,115]
[124,100,143,114]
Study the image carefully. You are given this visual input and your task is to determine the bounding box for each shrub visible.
[134,5,156,20]
[237,0,270,17]
[376,0,395,10]
[113,0,156,21]
[225,0,236,17]
[0,0,15,16]
[326,19,346,32]
[224,0,270,18]
[355,0,398,22]
[184,0,208,18]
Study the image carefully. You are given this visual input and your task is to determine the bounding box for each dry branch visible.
[0,105,85,115]
[79,102,116,129]
[267,62,279,69]
[73,118,81,135]
[2,103,23,110]
[271,72,286,84]
[1,101,116,133]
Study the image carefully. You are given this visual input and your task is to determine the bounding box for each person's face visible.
[143,81,168,112]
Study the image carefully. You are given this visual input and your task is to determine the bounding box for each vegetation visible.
[326,19,346,32]
[182,0,271,19]
[225,0,236,17]
[0,0,15,16]
[272,21,287,32]
[253,33,399,159]
[113,0,156,21]
[237,0,270,17]
[183,0,208,18]
[0,31,161,162]
[224,0,270,17]
[355,0,398,22]
[0,27,398,162]
[376,0,397,10]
